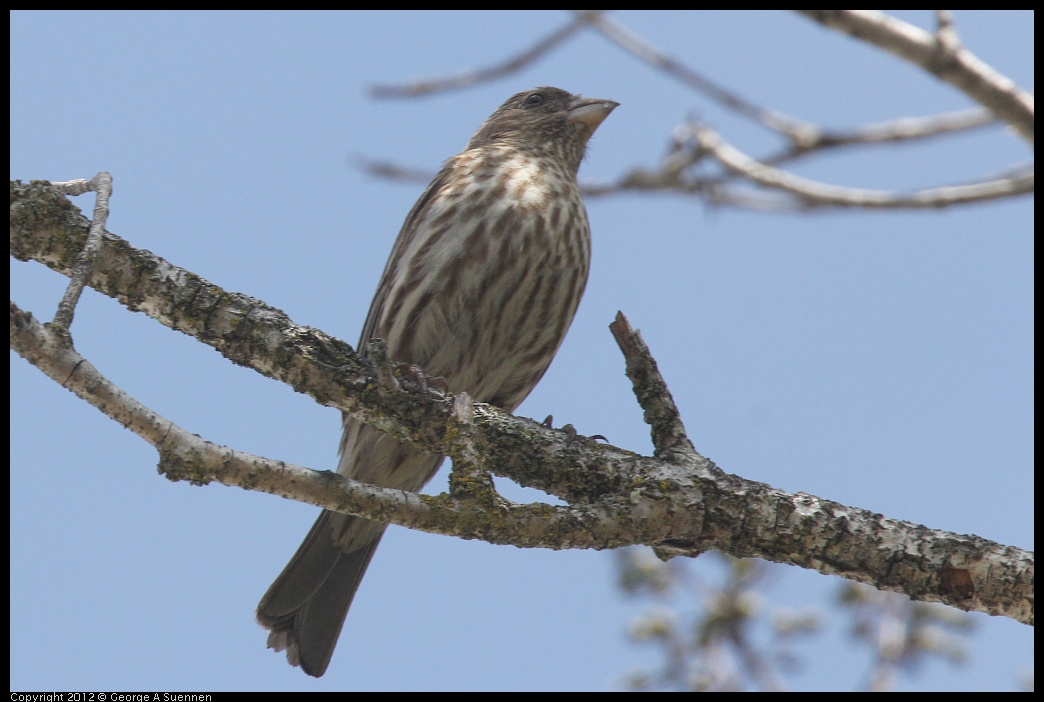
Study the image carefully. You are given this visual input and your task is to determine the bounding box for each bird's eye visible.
[523,92,545,108]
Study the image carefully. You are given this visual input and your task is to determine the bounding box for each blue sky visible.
[10,11,1032,691]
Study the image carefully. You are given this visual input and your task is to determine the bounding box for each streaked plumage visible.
[257,86,617,677]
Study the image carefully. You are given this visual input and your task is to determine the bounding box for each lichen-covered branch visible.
[10,179,1033,624]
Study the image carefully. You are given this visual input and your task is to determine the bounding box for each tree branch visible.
[8,300,641,550]
[359,11,1032,212]
[369,12,591,98]
[10,179,1034,624]
[796,11,1034,145]
[584,11,815,141]
[690,123,1035,209]
[49,172,112,329]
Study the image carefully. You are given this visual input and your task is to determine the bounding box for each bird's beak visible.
[567,96,619,133]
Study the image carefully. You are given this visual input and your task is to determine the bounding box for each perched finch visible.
[257,86,617,677]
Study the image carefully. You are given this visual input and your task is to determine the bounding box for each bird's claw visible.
[395,362,448,400]
[542,416,608,446]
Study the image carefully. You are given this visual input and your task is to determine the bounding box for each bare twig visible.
[49,172,112,329]
[361,104,1005,211]
[360,12,1031,212]
[583,11,819,143]
[609,311,703,465]
[693,123,1034,209]
[355,155,434,186]
[796,11,1034,144]
[370,12,591,98]
[760,107,998,163]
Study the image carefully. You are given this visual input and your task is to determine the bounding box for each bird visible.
[256,86,617,677]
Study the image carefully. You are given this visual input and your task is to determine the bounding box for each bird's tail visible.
[257,510,384,678]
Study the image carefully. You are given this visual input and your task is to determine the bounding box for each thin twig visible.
[693,123,1034,209]
[49,172,112,329]
[796,11,1034,144]
[361,13,1030,213]
[370,13,591,98]
[762,107,998,163]
[584,11,819,142]
[609,311,704,465]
